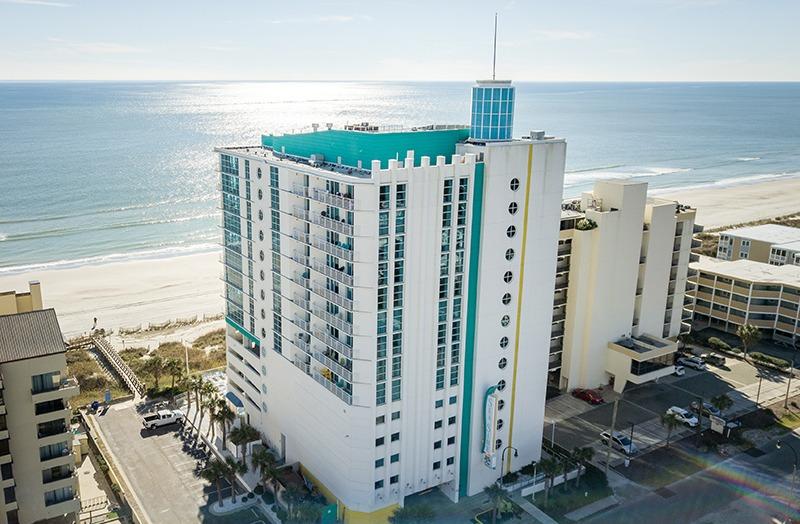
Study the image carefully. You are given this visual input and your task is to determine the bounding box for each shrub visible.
[576,218,598,231]
[502,472,519,484]
[520,463,536,476]
[749,352,789,369]
[708,337,731,351]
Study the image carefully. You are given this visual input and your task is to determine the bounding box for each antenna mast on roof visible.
[492,12,498,80]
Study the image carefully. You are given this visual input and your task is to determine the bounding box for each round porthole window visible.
[258,210,264,221]
[259,270,265,281]
[495,439,503,450]
[506,225,516,238]
[258,189,263,200]
[500,336,509,348]
[259,250,265,261]
[259,230,264,241]
[497,379,507,391]
[503,271,513,283]
[510,178,520,191]
[501,315,510,327]
[260,290,266,300]
[505,248,515,261]
[260,309,266,319]
[257,168,263,179]
[508,202,518,215]
[261,328,266,338]
[497,419,504,430]
[502,293,512,305]
[498,358,507,369]
[498,399,505,410]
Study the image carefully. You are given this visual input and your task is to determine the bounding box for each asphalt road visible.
[586,432,800,524]
[91,401,220,523]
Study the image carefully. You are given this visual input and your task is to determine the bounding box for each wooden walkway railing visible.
[90,336,146,397]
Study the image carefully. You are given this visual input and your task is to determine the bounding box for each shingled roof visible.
[0,309,66,363]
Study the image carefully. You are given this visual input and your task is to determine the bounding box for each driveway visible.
[89,400,225,523]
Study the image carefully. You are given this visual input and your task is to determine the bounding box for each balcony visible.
[292,313,310,331]
[310,258,353,287]
[312,329,353,359]
[312,306,353,335]
[312,371,352,404]
[313,350,353,382]
[293,357,310,374]
[309,186,354,210]
[554,278,569,291]
[311,235,353,261]
[38,421,68,440]
[31,378,79,403]
[292,333,311,354]
[43,466,76,485]
[39,446,73,467]
[312,281,353,310]
[291,228,310,245]
[292,270,310,289]
[44,494,80,516]
[312,211,354,236]
[608,333,677,362]
[291,292,310,311]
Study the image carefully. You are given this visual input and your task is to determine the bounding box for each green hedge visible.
[708,337,731,351]
[749,352,790,370]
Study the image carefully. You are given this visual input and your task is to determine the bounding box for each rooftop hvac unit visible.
[530,130,546,140]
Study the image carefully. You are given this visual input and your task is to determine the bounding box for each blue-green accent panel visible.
[225,316,259,345]
[459,162,485,497]
[261,128,470,169]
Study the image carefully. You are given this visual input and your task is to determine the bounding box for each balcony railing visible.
[291,228,309,244]
[43,468,74,484]
[292,334,311,353]
[312,306,353,335]
[291,292,310,311]
[311,236,353,261]
[32,378,79,397]
[310,187,354,211]
[312,371,352,404]
[292,270,310,289]
[312,329,353,359]
[291,249,309,267]
[312,281,353,310]
[313,213,354,236]
[313,350,353,382]
[292,313,310,331]
[38,423,68,439]
[310,258,353,287]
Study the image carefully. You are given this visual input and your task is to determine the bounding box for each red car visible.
[571,388,604,405]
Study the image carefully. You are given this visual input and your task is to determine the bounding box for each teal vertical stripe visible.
[225,316,259,345]
[459,162,485,497]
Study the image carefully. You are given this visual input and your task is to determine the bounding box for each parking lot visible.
[545,357,786,459]
[89,399,225,523]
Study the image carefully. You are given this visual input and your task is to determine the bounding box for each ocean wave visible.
[649,171,800,195]
[564,166,691,187]
[736,157,761,162]
[1,213,217,243]
[0,242,220,275]
[0,194,216,226]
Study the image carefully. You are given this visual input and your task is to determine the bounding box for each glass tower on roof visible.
[469,80,515,141]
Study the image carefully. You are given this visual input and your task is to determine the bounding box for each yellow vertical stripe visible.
[505,144,534,474]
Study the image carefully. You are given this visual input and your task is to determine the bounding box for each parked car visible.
[673,365,685,377]
[666,406,699,427]
[600,430,639,455]
[142,409,184,430]
[702,354,726,367]
[677,356,707,371]
[690,400,721,418]
[571,388,604,405]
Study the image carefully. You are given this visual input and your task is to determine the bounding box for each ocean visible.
[1,81,799,273]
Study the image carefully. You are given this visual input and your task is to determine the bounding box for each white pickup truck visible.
[142,409,184,430]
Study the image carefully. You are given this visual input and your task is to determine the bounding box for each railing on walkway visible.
[90,336,146,397]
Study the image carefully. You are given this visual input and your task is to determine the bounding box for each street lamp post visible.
[500,446,519,486]
[785,341,797,409]
[776,439,799,494]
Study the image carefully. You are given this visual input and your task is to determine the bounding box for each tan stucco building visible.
[716,224,800,266]
[688,256,800,346]
[550,180,699,393]
[0,284,80,524]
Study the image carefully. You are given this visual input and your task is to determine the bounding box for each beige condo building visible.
[716,224,800,266]
[0,283,80,524]
[688,256,800,346]
[549,180,699,393]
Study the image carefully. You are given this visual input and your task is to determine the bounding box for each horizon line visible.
[1,79,800,84]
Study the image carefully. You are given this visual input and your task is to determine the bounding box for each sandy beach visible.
[2,176,799,337]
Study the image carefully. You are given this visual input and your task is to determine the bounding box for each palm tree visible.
[710,393,734,417]
[661,412,681,447]
[229,423,260,464]
[538,457,560,508]
[185,375,203,421]
[210,398,235,448]
[737,324,761,357]
[483,484,507,524]
[201,459,230,507]
[251,447,280,495]
[143,355,166,391]
[289,501,323,523]
[204,397,219,439]
[196,380,217,435]
[572,447,595,487]
[224,456,246,503]
[561,454,572,492]
[165,358,184,389]
[282,484,305,519]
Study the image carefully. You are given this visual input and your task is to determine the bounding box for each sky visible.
[0,0,798,81]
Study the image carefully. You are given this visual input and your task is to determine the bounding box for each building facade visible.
[552,181,698,393]
[0,284,80,524]
[716,224,800,265]
[689,256,800,346]
[216,81,566,520]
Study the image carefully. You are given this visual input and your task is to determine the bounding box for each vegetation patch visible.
[531,466,611,522]
[66,348,128,407]
[749,351,790,370]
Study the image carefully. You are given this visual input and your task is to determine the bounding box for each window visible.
[396,184,407,209]
[506,226,516,238]
[502,293,512,305]
[390,475,399,484]
[434,440,442,449]
[391,411,400,420]
[498,358,507,369]
[501,315,510,327]
[496,419,504,430]
[495,439,503,450]
[433,461,441,470]
[447,436,456,445]
[443,179,453,203]
[379,185,391,209]
[391,432,400,442]
[376,437,385,447]
[258,189,263,200]
[500,336,509,348]
[375,458,384,468]
[376,415,385,425]
[458,178,469,201]
[508,202,518,215]
[435,399,444,408]
[497,379,507,391]
[390,453,400,463]
[447,457,455,465]
[434,420,443,429]
[375,480,384,490]
[448,416,456,425]
[510,178,520,191]
[498,399,505,410]
[503,271,513,283]
[449,395,457,405]
[257,167,262,179]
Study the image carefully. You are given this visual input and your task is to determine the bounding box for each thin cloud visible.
[268,14,372,24]
[533,30,594,41]
[48,38,148,54]
[0,0,71,6]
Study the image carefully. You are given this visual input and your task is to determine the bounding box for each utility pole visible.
[756,372,764,406]
[785,344,797,409]
[695,396,703,446]
[605,399,619,475]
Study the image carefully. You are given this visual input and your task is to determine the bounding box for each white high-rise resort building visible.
[215,80,567,521]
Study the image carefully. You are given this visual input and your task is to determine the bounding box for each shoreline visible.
[1,175,799,336]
